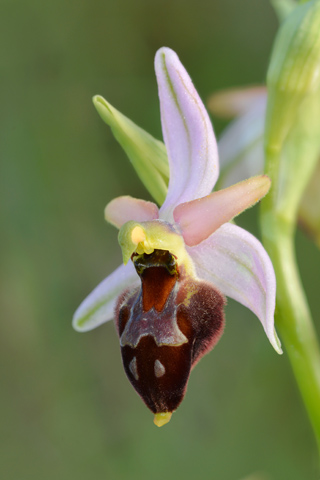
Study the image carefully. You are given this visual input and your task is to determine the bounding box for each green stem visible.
[261,197,320,452]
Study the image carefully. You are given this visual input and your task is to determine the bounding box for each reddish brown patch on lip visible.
[122,336,192,413]
[177,279,226,368]
[141,266,177,312]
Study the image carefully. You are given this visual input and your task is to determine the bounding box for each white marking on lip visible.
[129,357,139,381]
[154,359,165,378]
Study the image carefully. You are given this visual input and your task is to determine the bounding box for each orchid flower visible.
[73,47,282,428]
[208,86,267,190]
[211,85,320,247]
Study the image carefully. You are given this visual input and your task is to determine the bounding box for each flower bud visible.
[265,0,320,222]
[266,0,320,147]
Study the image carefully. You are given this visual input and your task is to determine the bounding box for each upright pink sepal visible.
[155,47,219,220]
[105,196,159,228]
[174,176,271,246]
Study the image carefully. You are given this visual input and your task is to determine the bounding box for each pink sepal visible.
[187,223,282,353]
[155,47,219,221]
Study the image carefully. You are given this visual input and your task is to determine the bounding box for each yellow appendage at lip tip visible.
[131,226,146,244]
[153,412,172,427]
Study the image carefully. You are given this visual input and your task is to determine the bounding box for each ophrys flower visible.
[73,47,282,427]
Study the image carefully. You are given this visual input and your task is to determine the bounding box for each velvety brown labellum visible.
[115,250,225,414]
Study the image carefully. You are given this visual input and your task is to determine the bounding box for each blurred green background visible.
[2,0,320,478]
